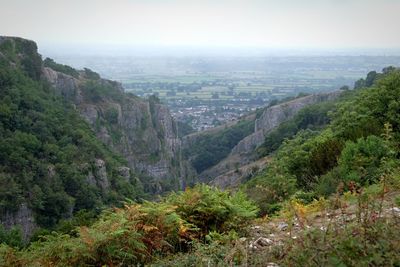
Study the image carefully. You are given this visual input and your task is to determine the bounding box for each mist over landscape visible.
[1,0,400,266]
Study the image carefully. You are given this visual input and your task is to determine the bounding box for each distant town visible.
[47,54,400,131]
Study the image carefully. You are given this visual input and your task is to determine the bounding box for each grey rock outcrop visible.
[0,204,36,242]
[42,67,195,192]
[94,158,110,190]
[117,166,131,181]
[233,91,342,156]
[203,91,342,188]
[43,67,82,103]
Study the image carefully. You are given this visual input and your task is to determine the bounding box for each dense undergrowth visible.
[0,185,258,266]
[154,171,400,267]
[245,67,400,216]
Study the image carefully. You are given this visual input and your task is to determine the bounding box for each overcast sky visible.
[1,0,400,49]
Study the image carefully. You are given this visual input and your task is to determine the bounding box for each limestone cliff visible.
[0,204,36,242]
[201,91,342,187]
[232,91,342,156]
[43,66,194,192]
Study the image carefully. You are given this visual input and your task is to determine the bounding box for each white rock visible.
[277,222,288,231]
[255,237,273,246]
[390,207,400,213]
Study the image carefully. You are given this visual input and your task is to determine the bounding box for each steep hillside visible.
[0,37,143,238]
[0,36,197,241]
[42,62,196,192]
[182,116,255,174]
[198,91,342,187]
[1,37,400,266]
[245,67,399,215]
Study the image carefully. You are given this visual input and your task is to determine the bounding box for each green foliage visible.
[0,38,42,81]
[0,226,23,249]
[81,80,123,102]
[104,107,119,124]
[339,135,392,185]
[253,129,342,195]
[0,185,257,266]
[246,68,400,214]
[152,231,244,267]
[43,58,79,78]
[332,71,400,140]
[166,185,258,237]
[83,68,100,80]
[257,101,336,156]
[274,186,400,267]
[185,119,254,173]
[0,50,142,228]
[177,121,195,138]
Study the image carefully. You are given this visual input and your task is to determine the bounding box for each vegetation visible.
[257,100,336,156]
[245,68,400,215]
[1,36,400,266]
[184,119,254,173]
[0,185,257,266]
[0,38,143,230]
[43,58,79,78]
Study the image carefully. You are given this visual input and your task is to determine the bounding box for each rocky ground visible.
[234,191,400,267]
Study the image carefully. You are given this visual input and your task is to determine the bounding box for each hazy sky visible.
[1,0,400,48]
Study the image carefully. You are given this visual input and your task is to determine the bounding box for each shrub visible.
[339,135,392,185]
[0,226,23,248]
[43,58,79,78]
[165,184,258,237]
[0,185,257,266]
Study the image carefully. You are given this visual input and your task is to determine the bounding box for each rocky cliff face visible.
[43,67,194,192]
[0,204,36,242]
[232,91,342,156]
[201,91,342,187]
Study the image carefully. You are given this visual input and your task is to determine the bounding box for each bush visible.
[338,135,392,185]
[43,58,79,78]
[165,184,258,237]
[0,184,257,266]
[0,226,23,248]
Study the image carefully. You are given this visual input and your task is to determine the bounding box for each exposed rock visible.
[117,166,131,181]
[94,158,109,190]
[234,91,342,156]
[86,171,97,187]
[389,207,400,214]
[209,156,269,189]
[43,67,196,191]
[47,165,56,178]
[277,222,289,231]
[42,67,82,103]
[204,91,342,188]
[255,237,273,246]
[0,204,36,242]
[80,104,99,125]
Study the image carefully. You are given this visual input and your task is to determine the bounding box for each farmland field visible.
[48,53,400,131]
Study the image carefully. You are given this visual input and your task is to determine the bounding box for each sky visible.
[1,0,400,50]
